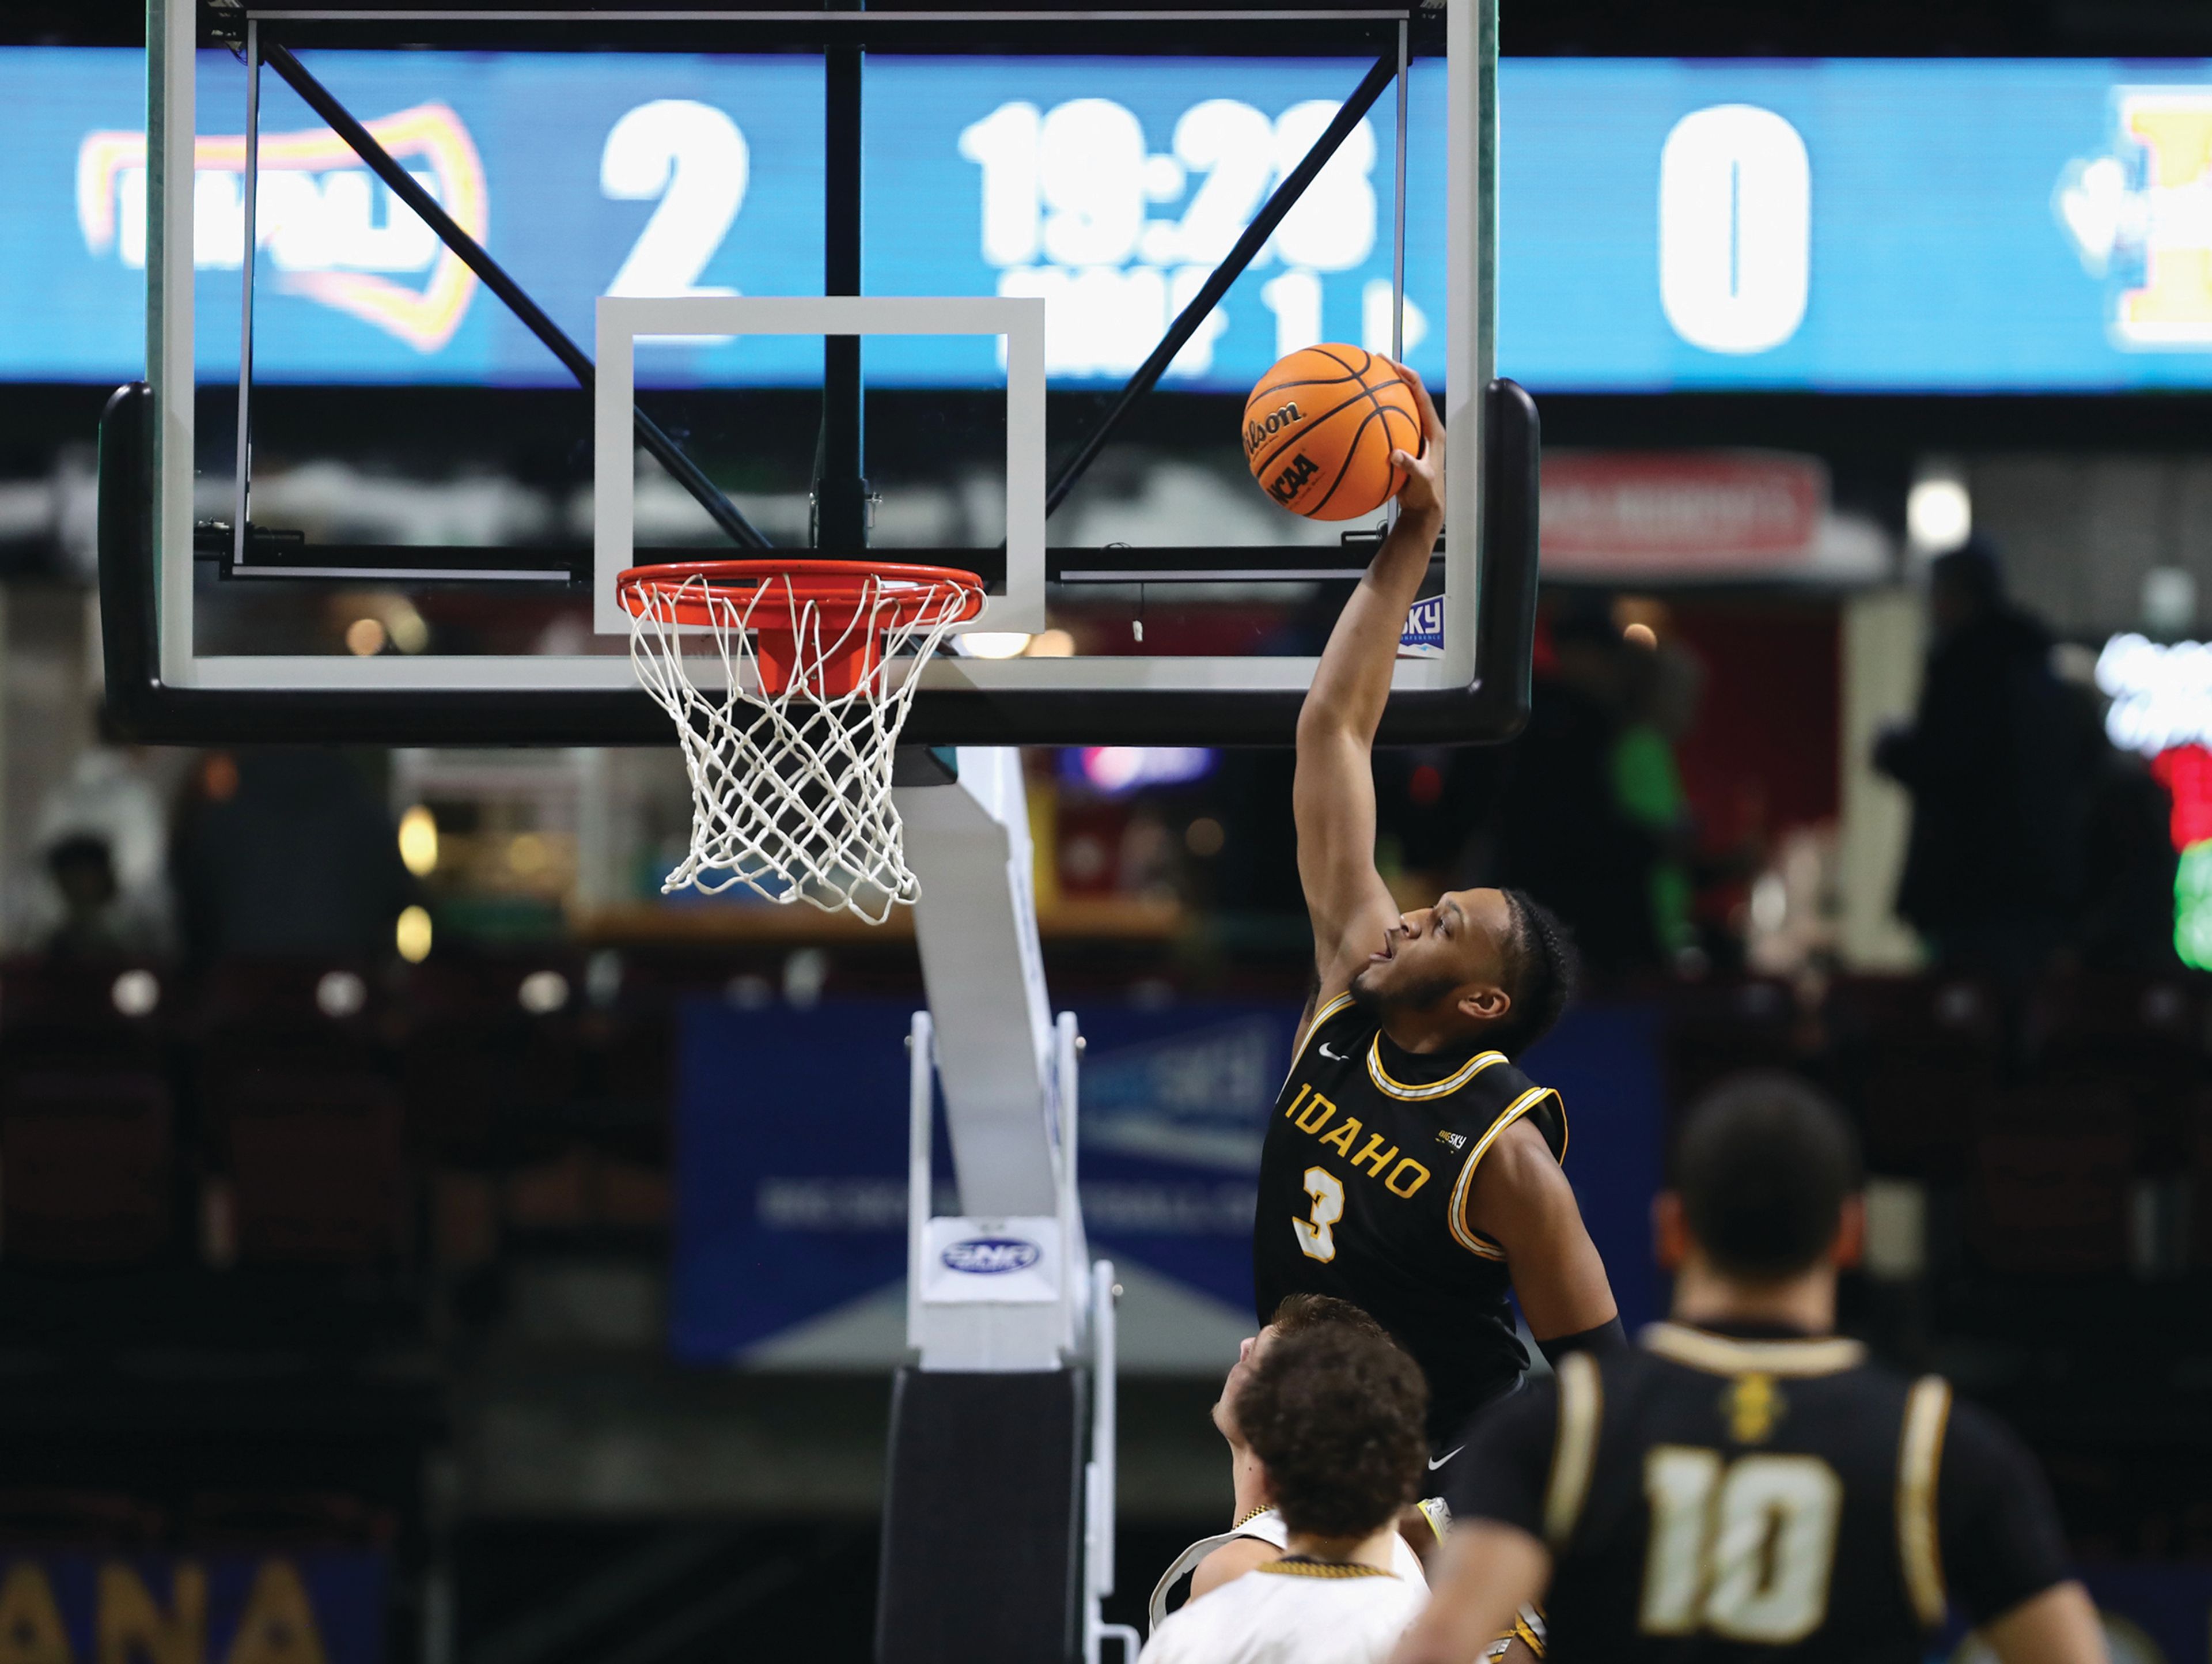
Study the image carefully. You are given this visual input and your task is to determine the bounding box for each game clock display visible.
[14,51,2212,389]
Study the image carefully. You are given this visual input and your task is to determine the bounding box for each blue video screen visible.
[5,48,2212,392]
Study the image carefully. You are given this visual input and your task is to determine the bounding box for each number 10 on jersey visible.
[1641,1446,1843,1644]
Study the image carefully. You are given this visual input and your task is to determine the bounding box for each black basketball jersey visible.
[1448,1323,2073,1664]
[1253,992,1568,1445]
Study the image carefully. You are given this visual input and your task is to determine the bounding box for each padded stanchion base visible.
[876,1365,1087,1664]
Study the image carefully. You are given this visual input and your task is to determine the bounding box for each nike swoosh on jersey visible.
[1427,1446,1463,1469]
[1319,1043,1345,1060]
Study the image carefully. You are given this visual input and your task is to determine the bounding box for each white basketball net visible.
[622,568,982,924]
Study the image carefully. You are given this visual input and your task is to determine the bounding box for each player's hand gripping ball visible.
[1243,345,1424,521]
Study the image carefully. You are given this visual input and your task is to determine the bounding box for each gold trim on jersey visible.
[1446,1085,1561,1259]
[1233,1504,1274,1530]
[1640,1322,1867,1378]
[1514,1605,1549,1658]
[1368,1040,1509,1100]
[1897,1375,1953,1628]
[1543,1352,1603,1548]
[1415,1497,1450,1543]
[1253,1557,1397,1580]
[1287,992,1357,1080]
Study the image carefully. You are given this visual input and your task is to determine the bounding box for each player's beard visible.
[1348,964,1461,1022]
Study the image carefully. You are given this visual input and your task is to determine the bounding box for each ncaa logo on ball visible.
[1266,452,1320,506]
[941,1237,1043,1275]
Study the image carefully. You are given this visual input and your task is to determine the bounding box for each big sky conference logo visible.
[2057,88,2212,349]
[76,103,484,351]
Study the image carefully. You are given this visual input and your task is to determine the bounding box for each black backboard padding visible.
[876,1366,1086,1664]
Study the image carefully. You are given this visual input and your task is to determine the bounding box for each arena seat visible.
[1968,1126,2135,1275]
[0,1071,173,1263]
[0,1489,166,1547]
[0,961,169,1074]
[185,1490,396,1547]
[222,1073,409,1265]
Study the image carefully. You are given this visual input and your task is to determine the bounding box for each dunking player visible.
[1258,361,1622,1487]
[1395,1075,2106,1664]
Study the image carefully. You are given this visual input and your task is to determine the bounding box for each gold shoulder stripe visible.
[1287,992,1356,1076]
[1447,1085,1560,1258]
[1897,1375,1952,1628]
[1368,1041,1509,1101]
[1640,1323,1867,1378]
[1543,1353,1602,1549]
[1416,1497,1451,1543]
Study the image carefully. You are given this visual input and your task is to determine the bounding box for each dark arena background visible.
[7,0,2212,1660]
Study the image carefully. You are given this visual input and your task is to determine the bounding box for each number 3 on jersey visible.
[1641,1447,1843,1643]
[1293,1166,1344,1262]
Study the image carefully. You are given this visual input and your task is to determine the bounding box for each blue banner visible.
[671,1000,1297,1367]
[671,997,1662,1368]
[0,1551,383,1664]
[10,50,2212,390]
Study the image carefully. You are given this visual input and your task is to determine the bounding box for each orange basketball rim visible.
[616,558,987,697]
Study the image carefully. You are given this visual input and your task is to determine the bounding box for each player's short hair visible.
[1484,888,1579,1059]
[1238,1326,1427,1540]
[1267,1291,1389,1342]
[1673,1072,1862,1279]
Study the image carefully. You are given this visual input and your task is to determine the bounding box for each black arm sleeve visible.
[1536,1318,1627,1370]
[1443,1378,1559,1538]
[1938,1400,2072,1626]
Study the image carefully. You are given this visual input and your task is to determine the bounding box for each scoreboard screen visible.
[7,50,2212,392]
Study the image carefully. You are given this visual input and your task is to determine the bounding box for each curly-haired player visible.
[1257,361,1623,1490]
[1139,1322,1433,1663]
[1148,1295,1450,1629]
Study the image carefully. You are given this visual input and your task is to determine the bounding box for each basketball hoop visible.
[617,558,987,923]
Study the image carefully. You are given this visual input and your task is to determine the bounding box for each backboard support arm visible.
[257,41,771,552]
[1042,49,1402,519]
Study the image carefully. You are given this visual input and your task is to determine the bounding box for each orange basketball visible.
[1243,345,1422,521]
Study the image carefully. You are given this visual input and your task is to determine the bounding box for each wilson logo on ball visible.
[1243,401,1304,458]
[1243,343,1422,521]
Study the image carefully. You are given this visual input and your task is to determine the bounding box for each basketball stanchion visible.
[616,558,985,922]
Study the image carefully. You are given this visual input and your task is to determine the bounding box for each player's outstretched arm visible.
[1295,361,1446,1000]
[1465,1119,1620,1343]
[1982,1584,2109,1664]
[1390,1521,1550,1664]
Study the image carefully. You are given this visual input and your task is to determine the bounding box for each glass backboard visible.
[101,0,1532,745]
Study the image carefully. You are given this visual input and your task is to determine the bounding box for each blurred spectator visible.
[41,833,164,960]
[171,748,414,963]
[1497,603,1664,978]
[1611,630,1707,966]
[26,746,174,955]
[1874,539,2098,975]
[2075,744,2181,971]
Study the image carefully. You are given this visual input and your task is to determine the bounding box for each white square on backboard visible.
[592,294,1046,637]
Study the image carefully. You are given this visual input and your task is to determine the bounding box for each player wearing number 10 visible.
[1393,1075,2105,1664]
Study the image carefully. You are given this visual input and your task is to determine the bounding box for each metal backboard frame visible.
[105,0,1529,745]
[595,294,1046,647]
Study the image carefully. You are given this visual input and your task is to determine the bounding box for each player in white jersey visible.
[1150,1294,1441,1630]
[1140,1321,1430,1664]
